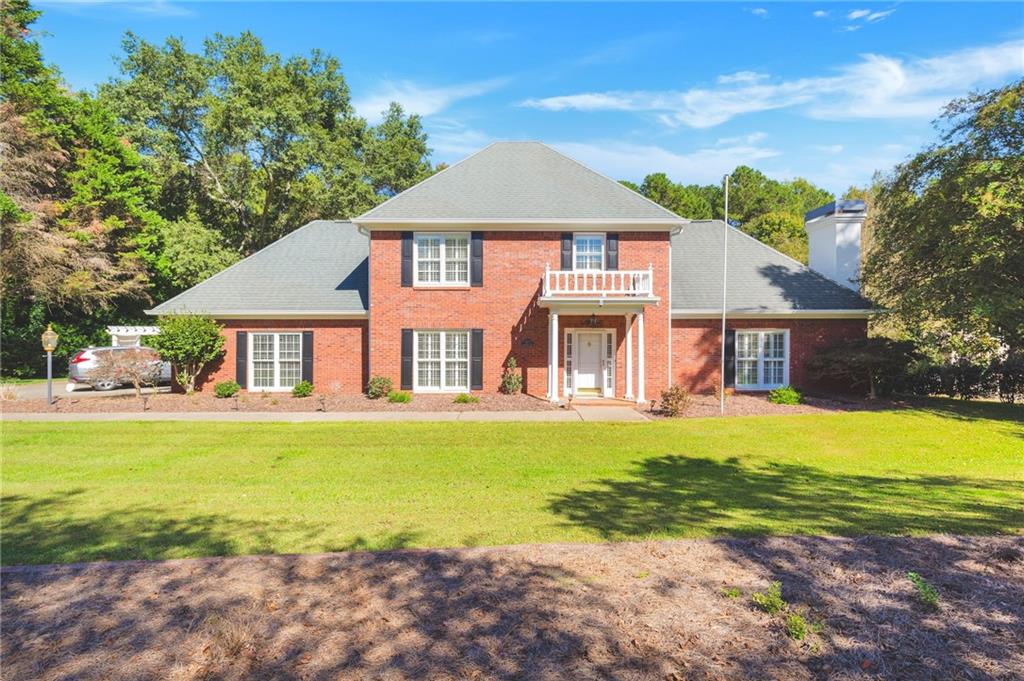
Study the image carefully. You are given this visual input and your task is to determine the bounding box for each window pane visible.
[445,361,468,389]
[736,332,758,360]
[737,359,758,386]
[253,361,274,388]
[574,236,604,270]
[445,332,468,359]
[417,332,440,359]
[417,237,440,259]
[765,360,784,386]
[418,260,440,282]
[279,361,302,387]
[418,361,440,387]
[252,334,274,361]
[278,334,301,360]
[764,332,785,359]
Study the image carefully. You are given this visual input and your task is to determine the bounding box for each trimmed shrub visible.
[806,338,922,398]
[768,385,802,405]
[500,356,523,394]
[387,390,411,403]
[454,393,480,404]
[149,316,225,394]
[366,375,393,400]
[291,380,313,398]
[938,359,992,400]
[214,380,240,398]
[659,384,692,417]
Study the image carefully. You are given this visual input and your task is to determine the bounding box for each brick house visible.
[149,142,873,401]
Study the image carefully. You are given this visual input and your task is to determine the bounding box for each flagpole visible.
[720,174,730,415]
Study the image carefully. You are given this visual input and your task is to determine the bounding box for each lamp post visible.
[41,324,59,406]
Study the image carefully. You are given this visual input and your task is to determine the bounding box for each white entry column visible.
[624,313,634,400]
[548,311,559,401]
[636,309,646,403]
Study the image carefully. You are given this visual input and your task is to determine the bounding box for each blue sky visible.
[36,1,1024,193]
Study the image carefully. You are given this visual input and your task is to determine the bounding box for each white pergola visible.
[107,325,161,347]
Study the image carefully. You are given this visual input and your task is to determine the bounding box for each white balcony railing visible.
[543,264,654,297]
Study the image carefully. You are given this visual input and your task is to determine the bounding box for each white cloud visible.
[866,9,896,22]
[427,120,495,158]
[717,71,769,85]
[749,7,769,18]
[842,25,863,33]
[813,10,829,18]
[847,9,871,20]
[354,77,508,123]
[809,144,844,155]
[519,39,1024,128]
[717,131,768,145]
[551,140,780,185]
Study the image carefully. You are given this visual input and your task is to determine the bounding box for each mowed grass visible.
[2,399,1022,565]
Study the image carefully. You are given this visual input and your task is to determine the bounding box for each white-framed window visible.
[735,330,789,390]
[415,233,470,286]
[250,332,303,391]
[414,330,469,392]
[573,233,605,271]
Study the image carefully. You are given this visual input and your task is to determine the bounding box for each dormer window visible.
[573,233,605,271]
[415,233,470,286]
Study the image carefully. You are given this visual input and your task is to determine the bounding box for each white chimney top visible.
[804,200,866,291]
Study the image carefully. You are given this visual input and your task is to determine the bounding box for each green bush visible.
[768,385,803,405]
[366,375,393,399]
[785,613,808,640]
[659,385,692,417]
[454,393,480,404]
[907,572,940,609]
[751,581,787,615]
[149,316,225,394]
[992,351,1024,404]
[291,380,313,398]
[214,380,240,398]
[387,390,411,403]
[500,356,523,394]
[806,338,922,398]
[721,587,742,599]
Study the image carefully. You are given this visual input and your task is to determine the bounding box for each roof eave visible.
[671,308,878,319]
[352,218,688,231]
[145,309,368,320]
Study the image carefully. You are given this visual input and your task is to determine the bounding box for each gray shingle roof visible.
[672,221,873,312]
[147,221,368,316]
[356,141,684,223]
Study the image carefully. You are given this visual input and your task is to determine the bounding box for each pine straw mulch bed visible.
[1,391,561,413]
[2,535,1021,680]
[642,393,888,419]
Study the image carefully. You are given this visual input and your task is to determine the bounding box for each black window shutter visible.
[560,233,573,270]
[235,331,247,388]
[470,329,483,390]
[606,233,619,270]
[301,331,313,384]
[471,232,484,287]
[724,329,736,388]
[400,329,413,390]
[401,232,413,287]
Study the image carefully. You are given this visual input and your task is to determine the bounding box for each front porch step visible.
[568,397,638,408]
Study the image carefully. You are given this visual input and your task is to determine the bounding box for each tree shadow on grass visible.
[548,455,1024,540]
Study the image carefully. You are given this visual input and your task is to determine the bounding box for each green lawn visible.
[3,399,1022,566]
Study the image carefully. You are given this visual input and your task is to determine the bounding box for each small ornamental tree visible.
[92,347,162,397]
[149,316,225,393]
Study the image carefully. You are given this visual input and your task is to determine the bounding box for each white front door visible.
[575,332,603,393]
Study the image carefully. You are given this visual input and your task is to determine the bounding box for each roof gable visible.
[147,221,368,316]
[672,221,874,313]
[356,141,683,224]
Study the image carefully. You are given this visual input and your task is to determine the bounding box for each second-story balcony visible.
[543,264,654,298]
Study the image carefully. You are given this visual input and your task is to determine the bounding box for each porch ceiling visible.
[537,296,659,315]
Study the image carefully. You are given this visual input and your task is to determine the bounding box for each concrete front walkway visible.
[2,406,649,423]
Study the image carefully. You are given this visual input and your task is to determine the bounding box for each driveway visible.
[9,381,170,400]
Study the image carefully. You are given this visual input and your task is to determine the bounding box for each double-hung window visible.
[250,332,302,391]
[414,330,469,391]
[735,330,789,390]
[573,234,605,271]
[415,233,469,286]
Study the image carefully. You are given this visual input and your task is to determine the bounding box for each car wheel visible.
[92,379,118,391]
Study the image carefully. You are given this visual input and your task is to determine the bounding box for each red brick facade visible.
[199,319,368,393]
[671,317,868,394]
[192,235,865,399]
[367,231,671,399]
